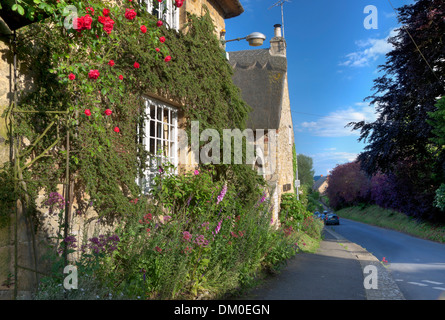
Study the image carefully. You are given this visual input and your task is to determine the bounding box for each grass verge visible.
[336,205,445,243]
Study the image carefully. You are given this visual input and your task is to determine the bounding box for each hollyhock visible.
[125,8,137,20]
[140,25,147,33]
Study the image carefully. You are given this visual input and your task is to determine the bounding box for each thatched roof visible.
[228,48,287,130]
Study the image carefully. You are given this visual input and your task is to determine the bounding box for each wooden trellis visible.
[6,30,73,300]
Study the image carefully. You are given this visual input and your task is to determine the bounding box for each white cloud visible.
[340,29,397,67]
[297,102,378,137]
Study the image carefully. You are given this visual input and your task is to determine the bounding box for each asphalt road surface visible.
[327,217,445,300]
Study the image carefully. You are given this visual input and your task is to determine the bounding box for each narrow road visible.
[328,218,445,300]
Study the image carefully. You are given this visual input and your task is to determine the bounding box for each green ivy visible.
[6,0,263,222]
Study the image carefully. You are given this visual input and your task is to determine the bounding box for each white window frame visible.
[140,96,178,193]
[146,0,180,31]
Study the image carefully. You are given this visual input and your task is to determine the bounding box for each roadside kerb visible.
[323,226,405,300]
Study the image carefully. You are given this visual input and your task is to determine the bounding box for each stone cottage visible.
[0,0,244,300]
[228,24,297,221]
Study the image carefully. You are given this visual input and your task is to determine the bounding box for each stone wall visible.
[184,0,226,33]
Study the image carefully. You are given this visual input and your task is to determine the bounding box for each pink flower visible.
[183,231,192,242]
[164,55,171,62]
[84,109,91,116]
[156,20,163,27]
[155,246,162,253]
[108,60,115,67]
[88,69,100,80]
[159,36,166,43]
[194,170,199,175]
[114,127,120,133]
[134,62,140,69]
[124,8,137,20]
[105,109,112,116]
[140,25,147,33]
[68,73,75,80]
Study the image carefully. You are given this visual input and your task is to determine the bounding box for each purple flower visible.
[194,235,209,247]
[216,184,227,205]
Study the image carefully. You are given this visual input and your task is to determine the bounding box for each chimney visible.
[270,24,286,56]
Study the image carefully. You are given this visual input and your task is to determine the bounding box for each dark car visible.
[324,213,340,225]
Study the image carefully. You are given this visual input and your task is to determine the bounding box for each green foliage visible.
[434,184,445,211]
[279,193,311,223]
[297,154,315,188]
[428,97,445,147]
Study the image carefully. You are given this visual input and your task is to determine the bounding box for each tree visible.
[325,161,371,210]
[297,154,315,188]
[348,0,445,176]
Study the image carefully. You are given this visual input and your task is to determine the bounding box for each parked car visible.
[324,213,340,225]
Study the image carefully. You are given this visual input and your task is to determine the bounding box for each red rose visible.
[99,15,115,34]
[103,8,110,16]
[174,0,183,8]
[83,14,93,29]
[114,127,120,133]
[164,55,171,62]
[119,75,123,80]
[140,25,147,33]
[88,69,100,79]
[157,0,162,2]
[125,8,137,20]
[74,16,84,31]
[155,48,160,52]
[134,62,140,69]
[68,73,75,80]
[105,109,112,116]
[156,20,163,27]
[86,7,94,15]
[108,60,115,66]
[159,36,166,43]
[84,109,91,116]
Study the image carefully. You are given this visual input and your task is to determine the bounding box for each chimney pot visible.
[274,24,282,38]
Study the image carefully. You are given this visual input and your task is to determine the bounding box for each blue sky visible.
[225,0,413,176]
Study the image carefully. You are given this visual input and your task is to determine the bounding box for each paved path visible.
[239,229,368,300]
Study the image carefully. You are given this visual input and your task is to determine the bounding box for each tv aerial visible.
[268,0,291,39]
